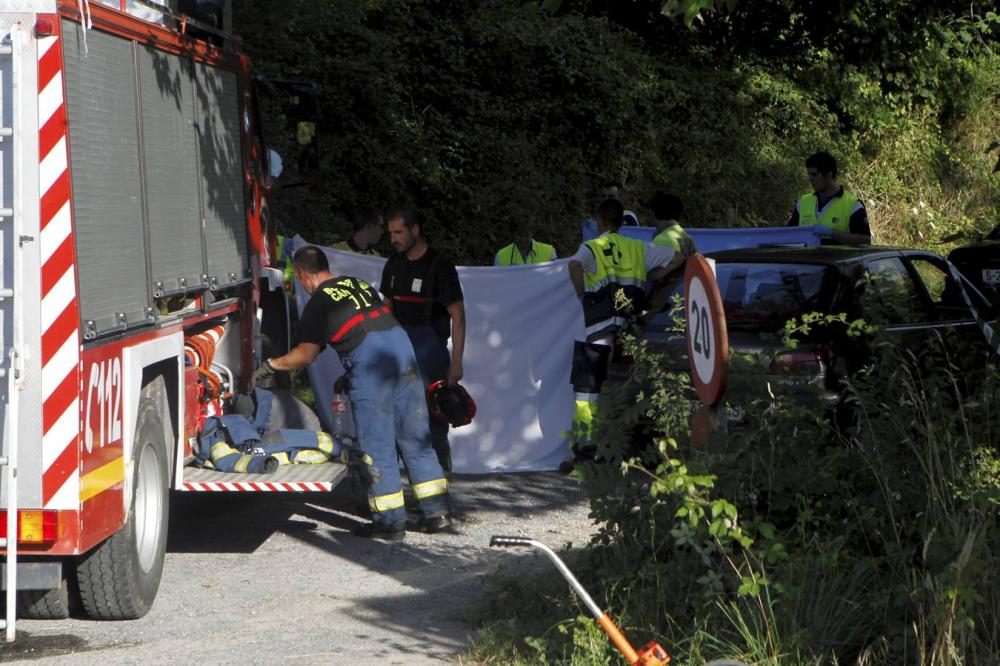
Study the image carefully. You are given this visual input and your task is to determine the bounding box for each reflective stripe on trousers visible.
[413,477,449,500]
[369,490,405,513]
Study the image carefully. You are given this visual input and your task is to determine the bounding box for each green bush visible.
[473,323,1000,664]
[235,1,999,264]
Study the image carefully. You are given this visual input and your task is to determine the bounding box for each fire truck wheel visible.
[14,578,71,619]
[76,399,169,620]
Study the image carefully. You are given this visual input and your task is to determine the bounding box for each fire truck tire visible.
[76,399,169,620]
[14,579,71,619]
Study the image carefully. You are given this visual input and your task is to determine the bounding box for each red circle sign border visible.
[684,254,729,406]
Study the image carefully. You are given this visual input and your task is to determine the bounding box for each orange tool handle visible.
[598,613,640,664]
[489,536,670,665]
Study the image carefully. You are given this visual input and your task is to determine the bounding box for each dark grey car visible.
[611,246,997,428]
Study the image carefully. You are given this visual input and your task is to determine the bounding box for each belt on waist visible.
[330,304,392,343]
[392,294,431,304]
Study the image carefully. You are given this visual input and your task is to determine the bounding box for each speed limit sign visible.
[685,254,728,406]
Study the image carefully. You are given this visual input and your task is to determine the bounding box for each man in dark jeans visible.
[380,209,466,472]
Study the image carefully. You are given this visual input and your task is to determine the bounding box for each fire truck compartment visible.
[61,17,251,339]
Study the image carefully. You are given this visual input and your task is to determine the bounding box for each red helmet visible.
[426,381,477,427]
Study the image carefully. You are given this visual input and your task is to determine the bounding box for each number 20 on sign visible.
[684,255,729,406]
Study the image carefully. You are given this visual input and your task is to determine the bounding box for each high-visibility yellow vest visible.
[581,233,648,340]
[495,240,556,266]
[797,190,859,233]
[652,223,696,256]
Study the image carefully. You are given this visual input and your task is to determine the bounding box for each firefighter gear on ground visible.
[196,415,368,473]
[195,388,377,476]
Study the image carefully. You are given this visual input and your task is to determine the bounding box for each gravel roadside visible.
[1,471,596,665]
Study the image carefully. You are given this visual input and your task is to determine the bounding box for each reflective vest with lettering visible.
[582,233,648,340]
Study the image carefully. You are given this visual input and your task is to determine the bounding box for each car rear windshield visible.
[718,263,832,329]
[649,262,833,332]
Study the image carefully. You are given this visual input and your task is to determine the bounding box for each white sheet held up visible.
[288,236,580,474]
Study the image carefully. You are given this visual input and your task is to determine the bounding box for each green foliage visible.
[781,311,875,348]
[474,321,1000,664]
[236,1,998,262]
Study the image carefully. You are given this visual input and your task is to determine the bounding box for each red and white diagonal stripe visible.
[179,482,333,492]
[38,31,81,510]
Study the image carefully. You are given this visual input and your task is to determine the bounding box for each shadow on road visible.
[167,470,582,553]
[164,471,590,660]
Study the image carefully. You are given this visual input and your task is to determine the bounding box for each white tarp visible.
[288,236,579,474]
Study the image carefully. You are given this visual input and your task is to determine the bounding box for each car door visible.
[859,255,936,356]
[904,253,992,366]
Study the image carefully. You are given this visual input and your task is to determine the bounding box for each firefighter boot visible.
[353,521,406,541]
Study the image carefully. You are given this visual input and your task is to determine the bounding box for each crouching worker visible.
[255,245,450,540]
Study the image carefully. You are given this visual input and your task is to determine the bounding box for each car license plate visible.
[983,268,1000,285]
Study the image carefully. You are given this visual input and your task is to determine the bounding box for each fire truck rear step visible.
[179,462,349,492]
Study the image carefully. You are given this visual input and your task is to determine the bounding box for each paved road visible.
[0,472,595,665]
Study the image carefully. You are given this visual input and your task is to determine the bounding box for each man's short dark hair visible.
[351,206,381,233]
[387,208,422,233]
[806,151,838,178]
[596,198,625,229]
[649,191,683,221]
[292,245,329,274]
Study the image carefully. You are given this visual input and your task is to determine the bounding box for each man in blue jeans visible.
[380,209,466,472]
[256,245,449,541]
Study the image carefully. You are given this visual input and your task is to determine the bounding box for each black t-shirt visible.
[298,276,397,354]
[380,248,463,341]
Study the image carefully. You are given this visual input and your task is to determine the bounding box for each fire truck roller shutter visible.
[75,398,169,620]
[62,20,151,337]
[195,61,250,290]
[138,47,205,297]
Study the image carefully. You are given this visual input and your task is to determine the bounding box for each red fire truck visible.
[0,0,339,638]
